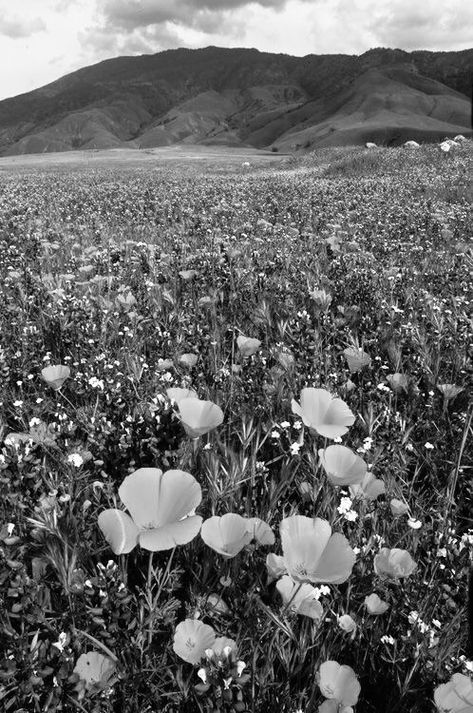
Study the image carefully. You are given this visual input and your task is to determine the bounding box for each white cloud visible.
[0,14,45,38]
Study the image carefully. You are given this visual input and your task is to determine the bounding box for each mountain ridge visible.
[0,45,471,155]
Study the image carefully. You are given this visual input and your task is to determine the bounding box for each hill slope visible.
[0,46,471,155]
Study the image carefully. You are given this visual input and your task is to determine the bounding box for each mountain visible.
[0,46,471,155]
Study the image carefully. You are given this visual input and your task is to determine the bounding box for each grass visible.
[0,142,472,713]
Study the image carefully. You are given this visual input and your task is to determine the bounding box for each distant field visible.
[0,144,285,172]
[0,142,472,713]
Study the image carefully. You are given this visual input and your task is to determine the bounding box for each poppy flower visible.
[206,593,230,615]
[269,515,355,584]
[374,547,417,580]
[318,445,367,486]
[309,289,332,311]
[166,387,198,404]
[173,619,216,664]
[349,472,385,501]
[318,661,360,707]
[156,359,174,372]
[179,353,198,368]
[292,388,355,439]
[276,575,324,621]
[437,384,463,401]
[73,651,117,693]
[41,365,70,390]
[98,468,202,553]
[338,614,357,639]
[386,373,408,393]
[277,351,295,370]
[177,398,224,438]
[200,513,253,558]
[179,269,198,280]
[390,499,410,517]
[237,335,261,357]
[364,593,390,615]
[343,347,371,373]
[434,673,473,713]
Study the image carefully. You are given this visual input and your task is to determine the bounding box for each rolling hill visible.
[0,45,471,155]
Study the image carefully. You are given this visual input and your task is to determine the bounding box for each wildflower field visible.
[0,143,472,713]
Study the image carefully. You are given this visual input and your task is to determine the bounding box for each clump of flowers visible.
[173,621,249,711]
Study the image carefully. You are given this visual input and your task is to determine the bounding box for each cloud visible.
[102,0,288,31]
[0,15,45,38]
[83,0,251,56]
[361,0,473,51]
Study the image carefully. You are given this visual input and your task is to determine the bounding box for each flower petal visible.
[139,516,203,551]
[323,398,355,431]
[312,533,356,584]
[166,387,198,403]
[319,445,366,486]
[97,509,139,555]
[281,516,332,581]
[301,388,332,427]
[276,575,324,621]
[118,468,163,528]
[246,517,275,546]
[156,469,202,524]
[178,398,224,438]
[201,513,252,557]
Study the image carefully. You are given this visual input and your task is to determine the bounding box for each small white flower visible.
[290,442,302,455]
[29,417,41,428]
[7,523,15,536]
[280,421,290,429]
[236,660,246,676]
[197,668,207,684]
[88,377,104,390]
[337,497,353,514]
[344,510,358,522]
[407,518,422,529]
[52,632,68,652]
[380,635,395,645]
[424,442,434,450]
[293,420,302,431]
[271,430,280,439]
[67,453,84,467]
[13,400,23,408]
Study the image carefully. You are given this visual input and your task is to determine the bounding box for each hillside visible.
[0,45,471,155]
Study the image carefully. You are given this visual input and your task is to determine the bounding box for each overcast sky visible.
[0,0,472,100]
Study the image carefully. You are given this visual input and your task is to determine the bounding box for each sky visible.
[0,0,472,100]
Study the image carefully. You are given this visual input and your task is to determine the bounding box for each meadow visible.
[0,143,472,713]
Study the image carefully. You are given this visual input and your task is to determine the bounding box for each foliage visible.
[0,143,472,713]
